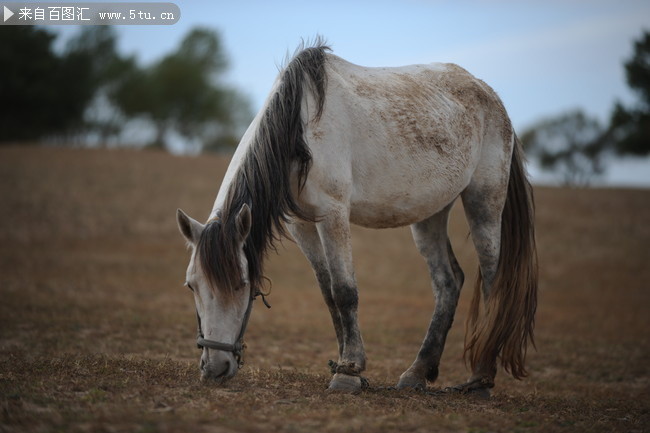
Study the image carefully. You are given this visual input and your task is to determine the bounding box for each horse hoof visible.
[445,378,493,399]
[327,373,362,394]
[468,387,491,399]
[396,373,425,391]
[448,385,490,399]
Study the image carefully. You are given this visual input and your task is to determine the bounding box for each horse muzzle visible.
[200,349,238,383]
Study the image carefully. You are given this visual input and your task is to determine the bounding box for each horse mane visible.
[197,40,330,300]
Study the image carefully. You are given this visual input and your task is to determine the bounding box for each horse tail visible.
[464,135,538,380]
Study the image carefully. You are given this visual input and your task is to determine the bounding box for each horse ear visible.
[176,209,203,244]
[236,204,251,242]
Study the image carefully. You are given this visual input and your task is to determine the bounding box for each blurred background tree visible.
[0,26,252,152]
[0,27,96,142]
[520,110,609,186]
[64,26,136,146]
[609,31,650,156]
[521,30,649,186]
[111,28,251,151]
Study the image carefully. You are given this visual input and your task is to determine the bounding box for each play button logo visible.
[4,6,14,22]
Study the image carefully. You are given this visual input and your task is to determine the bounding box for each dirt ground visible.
[0,146,648,433]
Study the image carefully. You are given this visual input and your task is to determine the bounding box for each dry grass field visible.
[1,146,648,433]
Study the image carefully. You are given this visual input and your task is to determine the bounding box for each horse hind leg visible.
[454,180,507,396]
[457,137,538,396]
[397,203,464,390]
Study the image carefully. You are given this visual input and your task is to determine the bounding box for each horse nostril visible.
[212,360,231,378]
[200,356,232,381]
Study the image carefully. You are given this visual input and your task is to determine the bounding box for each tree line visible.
[521,31,650,186]
[0,26,252,152]
[1,26,647,182]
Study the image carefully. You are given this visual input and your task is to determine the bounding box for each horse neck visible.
[209,79,281,221]
[209,115,260,220]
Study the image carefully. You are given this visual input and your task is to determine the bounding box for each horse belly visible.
[345,98,481,228]
[348,149,474,228]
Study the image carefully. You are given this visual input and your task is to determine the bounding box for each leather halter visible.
[195,288,270,368]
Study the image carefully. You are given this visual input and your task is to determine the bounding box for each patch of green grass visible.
[81,387,107,404]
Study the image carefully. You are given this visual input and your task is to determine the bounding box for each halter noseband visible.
[195,287,270,368]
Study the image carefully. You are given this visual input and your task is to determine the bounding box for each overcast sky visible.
[55,0,650,185]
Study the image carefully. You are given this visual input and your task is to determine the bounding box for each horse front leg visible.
[286,221,344,358]
[316,209,366,392]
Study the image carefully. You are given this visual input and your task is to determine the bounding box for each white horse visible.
[177,42,537,394]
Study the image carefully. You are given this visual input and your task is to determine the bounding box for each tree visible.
[0,26,251,151]
[112,28,251,151]
[0,27,96,142]
[521,110,610,186]
[65,26,135,145]
[521,31,650,185]
[610,31,650,156]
